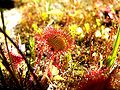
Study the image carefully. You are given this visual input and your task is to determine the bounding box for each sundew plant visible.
[0,0,120,90]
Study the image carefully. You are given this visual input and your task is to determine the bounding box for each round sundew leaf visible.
[9,52,23,68]
[42,26,73,54]
[75,69,108,90]
[47,34,67,51]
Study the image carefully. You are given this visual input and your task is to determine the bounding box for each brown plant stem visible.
[0,9,16,77]
[0,46,22,89]
[0,28,42,89]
